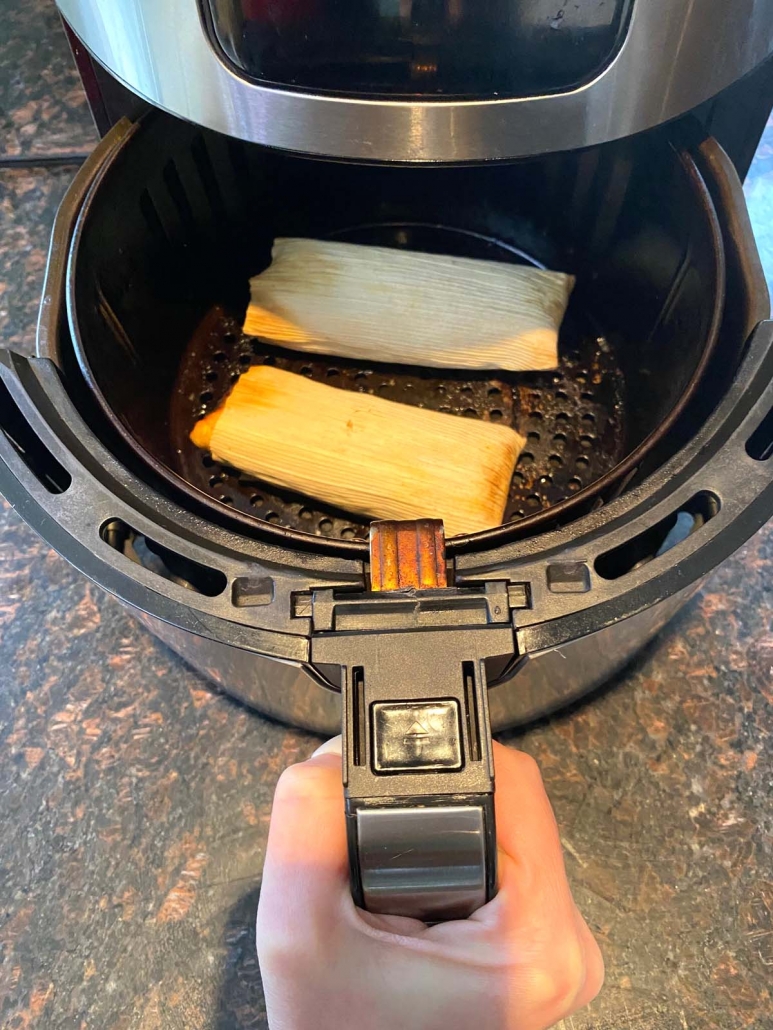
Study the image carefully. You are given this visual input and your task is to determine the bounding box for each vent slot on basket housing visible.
[746,403,773,461]
[100,518,227,596]
[0,379,71,494]
[594,491,720,580]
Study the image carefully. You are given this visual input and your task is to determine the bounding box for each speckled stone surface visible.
[1,14,773,1030]
[0,0,97,159]
[0,165,75,355]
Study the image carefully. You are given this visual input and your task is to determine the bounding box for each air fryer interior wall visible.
[63,112,735,555]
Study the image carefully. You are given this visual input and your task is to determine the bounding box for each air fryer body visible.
[54,0,773,162]
[1,3,773,735]
[137,583,702,735]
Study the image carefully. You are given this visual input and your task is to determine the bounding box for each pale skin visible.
[257,738,604,1030]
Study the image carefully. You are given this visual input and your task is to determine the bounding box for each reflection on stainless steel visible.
[357,805,487,920]
[133,609,341,733]
[133,584,703,735]
[488,583,704,729]
[56,0,773,162]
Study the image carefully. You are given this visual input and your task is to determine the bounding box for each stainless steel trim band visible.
[57,0,773,162]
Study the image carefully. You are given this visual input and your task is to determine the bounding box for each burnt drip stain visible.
[511,334,624,518]
[170,304,625,538]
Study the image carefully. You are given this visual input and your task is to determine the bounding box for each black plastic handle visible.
[311,520,512,921]
[342,640,498,922]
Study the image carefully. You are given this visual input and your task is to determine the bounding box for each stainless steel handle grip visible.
[352,799,495,922]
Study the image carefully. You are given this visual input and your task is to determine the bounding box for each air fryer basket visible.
[65,114,726,554]
[0,111,769,737]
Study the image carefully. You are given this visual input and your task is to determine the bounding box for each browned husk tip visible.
[189,409,220,450]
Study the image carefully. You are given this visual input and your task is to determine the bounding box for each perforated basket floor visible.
[169,302,625,542]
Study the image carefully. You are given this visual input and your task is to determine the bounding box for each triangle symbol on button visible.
[406,721,430,738]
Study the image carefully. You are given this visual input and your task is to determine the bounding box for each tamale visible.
[244,238,575,372]
[191,366,525,536]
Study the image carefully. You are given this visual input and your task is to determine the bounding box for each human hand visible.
[257,738,603,1030]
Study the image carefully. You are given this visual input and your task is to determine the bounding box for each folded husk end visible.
[190,410,218,450]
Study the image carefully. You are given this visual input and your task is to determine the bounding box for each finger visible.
[257,748,347,940]
[492,742,564,871]
[570,905,605,1010]
[491,743,576,921]
[419,744,601,1029]
[424,744,572,941]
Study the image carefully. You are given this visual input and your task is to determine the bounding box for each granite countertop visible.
[1,5,772,1029]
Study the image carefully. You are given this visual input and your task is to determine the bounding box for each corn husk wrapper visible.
[244,238,575,372]
[191,366,525,536]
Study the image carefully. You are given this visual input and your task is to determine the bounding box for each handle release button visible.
[372,700,462,772]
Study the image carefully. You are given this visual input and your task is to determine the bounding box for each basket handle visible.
[313,520,504,922]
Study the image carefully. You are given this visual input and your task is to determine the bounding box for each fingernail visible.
[311,735,343,757]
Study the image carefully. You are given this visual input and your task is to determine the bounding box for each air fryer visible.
[2,0,773,920]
